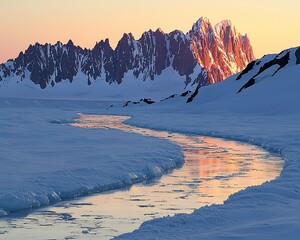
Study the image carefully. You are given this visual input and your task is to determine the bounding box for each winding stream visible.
[0,114,283,240]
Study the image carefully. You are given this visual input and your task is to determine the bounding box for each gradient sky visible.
[1,0,299,63]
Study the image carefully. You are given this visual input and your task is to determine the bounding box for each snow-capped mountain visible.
[0,17,254,100]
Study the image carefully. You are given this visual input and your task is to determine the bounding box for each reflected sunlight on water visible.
[72,114,282,200]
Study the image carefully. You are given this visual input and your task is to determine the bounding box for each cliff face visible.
[189,18,255,84]
[0,17,255,90]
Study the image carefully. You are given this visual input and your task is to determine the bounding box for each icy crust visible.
[0,108,183,216]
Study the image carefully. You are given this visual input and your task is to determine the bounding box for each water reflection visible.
[1,114,283,240]
[72,114,282,197]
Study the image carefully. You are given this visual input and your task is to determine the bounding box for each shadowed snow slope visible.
[115,46,300,239]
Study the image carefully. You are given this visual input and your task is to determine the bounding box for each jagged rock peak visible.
[191,17,211,29]
[66,39,74,46]
[188,17,255,84]
[188,17,213,37]
[156,28,164,34]
[214,20,235,36]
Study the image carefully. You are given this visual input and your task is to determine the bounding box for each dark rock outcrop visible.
[237,47,299,94]
[255,52,290,77]
[236,60,257,80]
[187,85,201,103]
[295,47,300,65]
[237,78,255,93]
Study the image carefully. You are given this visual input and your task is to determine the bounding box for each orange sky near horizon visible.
[0,0,299,63]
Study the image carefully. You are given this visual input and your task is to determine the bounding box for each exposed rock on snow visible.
[236,48,295,93]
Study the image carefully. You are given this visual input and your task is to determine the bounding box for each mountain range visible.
[0,17,254,100]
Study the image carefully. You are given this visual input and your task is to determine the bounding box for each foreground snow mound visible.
[0,105,183,215]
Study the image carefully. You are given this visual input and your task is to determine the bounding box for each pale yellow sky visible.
[0,0,299,63]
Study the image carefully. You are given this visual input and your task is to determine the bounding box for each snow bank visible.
[0,105,183,215]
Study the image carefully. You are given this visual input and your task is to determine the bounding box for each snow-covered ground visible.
[0,100,183,216]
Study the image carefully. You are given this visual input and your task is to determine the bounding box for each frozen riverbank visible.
[0,104,183,216]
